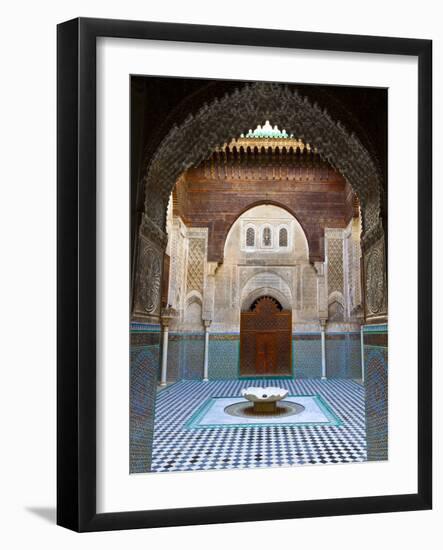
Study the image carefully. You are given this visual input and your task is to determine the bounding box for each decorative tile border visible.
[130,344,160,473]
[363,324,388,334]
[364,345,388,461]
[185,393,343,429]
[130,322,161,333]
[363,323,388,461]
[239,375,293,380]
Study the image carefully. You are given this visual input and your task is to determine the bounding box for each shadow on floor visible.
[26,506,56,524]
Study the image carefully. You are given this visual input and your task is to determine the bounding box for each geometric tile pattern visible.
[347,333,363,377]
[327,238,344,294]
[182,337,205,379]
[208,336,239,379]
[186,238,205,294]
[293,335,322,378]
[365,346,388,460]
[364,324,388,461]
[164,337,181,381]
[326,334,361,378]
[130,344,160,473]
[326,337,346,376]
[346,332,362,378]
[167,334,205,380]
[166,332,362,381]
[293,333,361,379]
[150,378,366,472]
[185,394,342,429]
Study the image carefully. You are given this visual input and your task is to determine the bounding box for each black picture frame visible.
[57,17,432,532]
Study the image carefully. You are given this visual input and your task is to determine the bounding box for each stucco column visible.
[314,262,328,381]
[203,319,212,381]
[360,325,365,384]
[160,308,177,387]
[203,262,218,321]
[314,262,328,320]
[160,322,169,387]
[320,321,327,380]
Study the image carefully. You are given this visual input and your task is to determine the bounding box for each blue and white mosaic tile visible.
[293,336,322,378]
[150,378,366,472]
[186,394,342,429]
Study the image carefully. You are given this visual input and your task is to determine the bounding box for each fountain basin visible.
[241,386,288,414]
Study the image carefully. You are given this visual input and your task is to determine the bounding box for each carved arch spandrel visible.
[143,81,383,239]
[139,81,386,323]
[132,236,164,321]
[364,236,387,321]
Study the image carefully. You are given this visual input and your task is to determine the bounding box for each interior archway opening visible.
[240,295,292,377]
[249,295,283,312]
[129,77,388,475]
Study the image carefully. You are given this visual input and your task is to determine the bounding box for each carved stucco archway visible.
[133,81,387,323]
[241,287,292,312]
[222,199,310,263]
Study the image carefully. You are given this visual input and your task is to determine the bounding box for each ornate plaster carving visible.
[238,266,294,291]
[327,237,344,296]
[241,286,292,312]
[140,213,168,249]
[365,238,386,316]
[134,240,162,317]
[143,82,383,239]
[361,216,385,252]
[186,238,206,295]
[136,81,386,322]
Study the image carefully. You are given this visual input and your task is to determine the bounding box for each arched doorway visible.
[134,81,386,327]
[130,78,389,474]
[240,296,292,377]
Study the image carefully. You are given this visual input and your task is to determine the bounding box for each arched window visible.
[246,227,255,247]
[262,226,272,247]
[279,227,288,247]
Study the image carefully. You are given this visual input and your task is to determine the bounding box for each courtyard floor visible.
[150,378,367,472]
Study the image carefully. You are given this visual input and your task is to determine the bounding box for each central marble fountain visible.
[241,386,289,414]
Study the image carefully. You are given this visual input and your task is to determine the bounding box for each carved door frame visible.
[240,296,292,377]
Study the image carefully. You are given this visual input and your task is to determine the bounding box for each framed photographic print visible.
[57,18,432,531]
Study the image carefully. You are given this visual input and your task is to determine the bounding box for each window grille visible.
[279,227,288,247]
[246,227,255,247]
[263,227,272,247]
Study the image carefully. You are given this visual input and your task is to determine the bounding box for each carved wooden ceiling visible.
[172,149,358,264]
[131,78,387,252]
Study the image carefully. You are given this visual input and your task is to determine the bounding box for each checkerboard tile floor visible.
[151,379,366,472]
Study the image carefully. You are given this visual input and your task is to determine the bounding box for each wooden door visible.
[240,296,292,376]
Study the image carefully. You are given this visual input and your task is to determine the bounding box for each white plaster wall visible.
[184,299,204,328]
[213,204,315,331]
[325,219,363,324]
[168,206,363,332]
